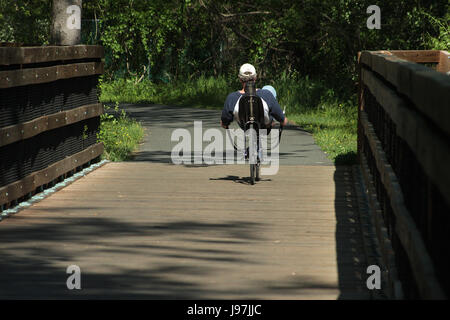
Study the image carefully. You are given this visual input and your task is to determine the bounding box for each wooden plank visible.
[359,52,450,126]
[359,51,373,69]
[0,162,372,299]
[390,50,441,63]
[359,111,446,299]
[437,51,450,73]
[409,66,450,138]
[0,61,103,88]
[0,103,103,147]
[0,45,104,66]
[0,143,103,205]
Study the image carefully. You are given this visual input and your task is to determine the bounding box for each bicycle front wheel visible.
[255,161,261,181]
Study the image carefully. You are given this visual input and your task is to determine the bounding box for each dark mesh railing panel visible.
[0,118,100,189]
[0,75,99,128]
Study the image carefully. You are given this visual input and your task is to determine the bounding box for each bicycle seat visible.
[238,82,265,131]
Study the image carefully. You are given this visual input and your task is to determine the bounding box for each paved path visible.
[121,104,332,165]
[0,104,371,299]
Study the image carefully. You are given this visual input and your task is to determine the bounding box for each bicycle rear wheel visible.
[250,163,255,185]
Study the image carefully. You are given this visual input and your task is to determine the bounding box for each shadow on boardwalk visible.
[334,165,370,299]
[0,165,371,300]
[0,217,265,299]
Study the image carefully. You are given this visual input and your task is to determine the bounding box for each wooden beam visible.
[0,61,103,88]
[389,50,441,63]
[437,51,450,73]
[0,143,103,206]
[0,103,103,147]
[0,45,104,66]
[359,52,450,140]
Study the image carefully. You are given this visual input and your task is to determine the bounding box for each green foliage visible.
[1,1,448,92]
[420,10,450,50]
[0,0,51,45]
[97,103,144,161]
[100,75,235,108]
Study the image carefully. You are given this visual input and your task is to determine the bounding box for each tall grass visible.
[100,75,234,109]
[97,103,145,161]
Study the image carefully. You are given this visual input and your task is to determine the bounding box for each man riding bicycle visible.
[220,63,288,130]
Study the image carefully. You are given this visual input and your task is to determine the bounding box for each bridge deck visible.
[0,161,370,299]
[0,104,373,299]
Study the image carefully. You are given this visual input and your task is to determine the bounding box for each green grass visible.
[99,75,357,164]
[97,104,144,161]
[100,76,234,109]
[288,105,357,165]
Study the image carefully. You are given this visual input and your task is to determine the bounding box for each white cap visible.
[238,63,257,81]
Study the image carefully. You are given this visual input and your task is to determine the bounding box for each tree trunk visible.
[51,0,82,45]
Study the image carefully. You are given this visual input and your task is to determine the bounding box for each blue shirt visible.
[221,89,285,127]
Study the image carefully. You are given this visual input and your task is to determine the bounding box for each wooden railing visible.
[357,50,450,299]
[0,45,104,209]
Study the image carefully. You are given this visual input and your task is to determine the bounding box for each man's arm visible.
[259,90,286,125]
[221,92,238,128]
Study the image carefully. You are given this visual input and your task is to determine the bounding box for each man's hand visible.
[220,120,228,129]
[281,117,288,126]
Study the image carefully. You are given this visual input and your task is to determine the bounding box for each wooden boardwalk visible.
[0,161,371,299]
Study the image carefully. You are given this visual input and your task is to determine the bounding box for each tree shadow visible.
[0,215,265,299]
